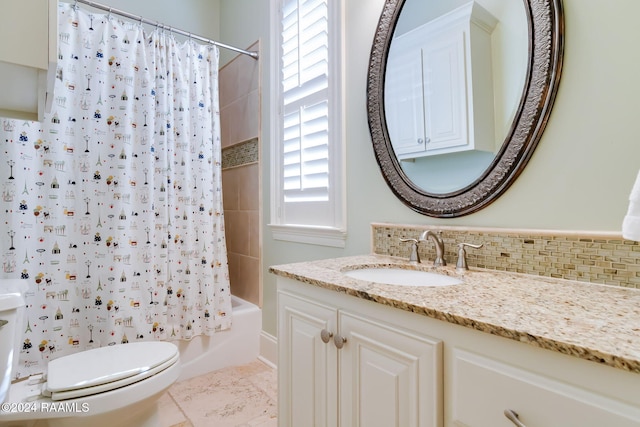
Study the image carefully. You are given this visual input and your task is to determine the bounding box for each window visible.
[270,0,345,247]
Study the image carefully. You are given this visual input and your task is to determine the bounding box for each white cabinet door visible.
[339,311,443,427]
[0,0,57,121]
[451,349,640,427]
[382,2,496,160]
[385,27,469,159]
[422,30,467,152]
[278,291,338,427]
[385,41,427,158]
[277,280,444,427]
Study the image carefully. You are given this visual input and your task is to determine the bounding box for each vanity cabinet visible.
[385,2,497,160]
[277,278,443,427]
[451,349,640,426]
[276,277,640,427]
[0,0,57,121]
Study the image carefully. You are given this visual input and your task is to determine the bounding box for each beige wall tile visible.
[219,42,260,108]
[220,40,260,304]
[236,255,260,306]
[221,90,259,146]
[239,163,260,211]
[222,168,239,211]
[225,210,250,255]
[228,253,260,306]
[220,40,259,148]
[249,210,260,259]
[227,252,242,294]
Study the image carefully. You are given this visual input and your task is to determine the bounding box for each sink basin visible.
[344,268,462,287]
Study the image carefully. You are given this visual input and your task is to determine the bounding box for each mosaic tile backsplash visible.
[372,223,640,289]
[222,138,259,170]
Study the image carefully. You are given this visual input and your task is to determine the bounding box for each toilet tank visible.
[0,279,27,403]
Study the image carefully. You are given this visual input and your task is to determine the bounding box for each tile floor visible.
[159,359,277,427]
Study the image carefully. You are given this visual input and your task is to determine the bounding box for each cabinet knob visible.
[320,329,333,344]
[334,334,347,349]
[417,138,424,144]
[504,409,527,427]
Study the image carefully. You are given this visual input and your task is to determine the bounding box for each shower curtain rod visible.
[73,0,259,60]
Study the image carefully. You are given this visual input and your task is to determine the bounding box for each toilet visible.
[0,280,181,427]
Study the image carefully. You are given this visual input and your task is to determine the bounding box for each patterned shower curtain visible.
[0,3,232,378]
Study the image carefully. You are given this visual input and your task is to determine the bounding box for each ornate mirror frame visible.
[367,0,564,217]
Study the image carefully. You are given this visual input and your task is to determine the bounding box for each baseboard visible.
[259,330,277,369]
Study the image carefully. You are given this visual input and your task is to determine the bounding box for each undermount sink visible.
[344,267,462,287]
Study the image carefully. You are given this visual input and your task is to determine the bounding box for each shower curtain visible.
[0,3,232,378]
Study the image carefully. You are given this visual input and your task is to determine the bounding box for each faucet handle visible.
[399,238,420,264]
[456,243,483,271]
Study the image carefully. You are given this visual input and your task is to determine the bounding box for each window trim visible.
[269,0,346,248]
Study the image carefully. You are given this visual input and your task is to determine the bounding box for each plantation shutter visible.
[280,0,331,225]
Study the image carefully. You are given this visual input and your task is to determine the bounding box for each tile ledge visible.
[370,222,625,240]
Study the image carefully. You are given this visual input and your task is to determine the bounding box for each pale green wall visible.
[60,0,640,342]
[67,0,220,42]
[222,0,640,337]
[219,0,265,65]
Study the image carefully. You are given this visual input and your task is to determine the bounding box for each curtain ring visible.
[73,0,78,10]
[107,7,112,19]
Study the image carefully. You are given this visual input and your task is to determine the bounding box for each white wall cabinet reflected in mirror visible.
[367,0,564,217]
[0,0,56,121]
[386,2,497,164]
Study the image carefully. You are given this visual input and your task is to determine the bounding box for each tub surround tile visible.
[226,210,251,254]
[269,254,640,374]
[239,163,260,211]
[219,40,260,149]
[222,145,261,307]
[220,40,261,310]
[222,139,259,170]
[249,211,260,259]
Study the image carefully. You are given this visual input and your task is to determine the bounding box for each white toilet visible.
[0,280,181,427]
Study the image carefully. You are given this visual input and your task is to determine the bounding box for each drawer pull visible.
[504,409,526,427]
[334,334,347,349]
[320,329,333,344]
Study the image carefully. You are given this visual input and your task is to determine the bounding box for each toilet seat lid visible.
[47,341,179,393]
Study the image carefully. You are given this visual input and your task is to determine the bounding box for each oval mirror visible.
[367,0,564,217]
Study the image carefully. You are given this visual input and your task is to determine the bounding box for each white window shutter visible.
[281,0,330,212]
[270,0,345,246]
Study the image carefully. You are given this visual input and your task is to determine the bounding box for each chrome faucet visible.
[419,230,446,267]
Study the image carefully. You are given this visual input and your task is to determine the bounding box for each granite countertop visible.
[269,254,640,374]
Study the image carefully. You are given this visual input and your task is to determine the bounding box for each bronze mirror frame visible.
[367,0,564,217]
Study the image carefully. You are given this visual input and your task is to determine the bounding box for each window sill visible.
[269,224,347,248]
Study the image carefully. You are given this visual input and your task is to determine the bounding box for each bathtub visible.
[175,295,261,382]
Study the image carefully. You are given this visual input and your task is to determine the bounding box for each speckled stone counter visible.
[269,254,640,374]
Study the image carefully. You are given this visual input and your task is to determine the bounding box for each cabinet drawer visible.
[451,349,640,427]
